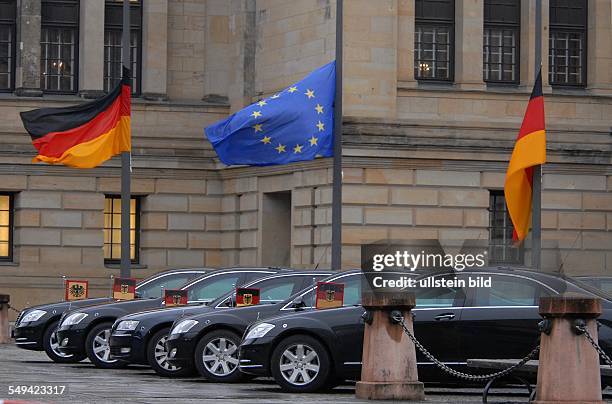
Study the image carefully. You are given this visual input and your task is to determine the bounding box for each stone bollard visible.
[534,295,603,404]
[355,293,425,400]
[0,294,9,344]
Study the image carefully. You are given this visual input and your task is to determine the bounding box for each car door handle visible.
[434,313,455,321]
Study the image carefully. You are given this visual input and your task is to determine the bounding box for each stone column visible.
[534,295,603,404]
[454,0,485,90]
[79,0,105,99]
[397,0,416,87]
[355,293,424,400]
[141,0,168,100]
[587,0,612,95]
[14,0,42,97]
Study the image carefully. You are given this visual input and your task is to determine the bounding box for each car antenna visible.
[314,244,330,270]
[557,231,581,276]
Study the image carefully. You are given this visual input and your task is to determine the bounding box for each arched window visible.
[40,0,80,93]
[104,0,142,94]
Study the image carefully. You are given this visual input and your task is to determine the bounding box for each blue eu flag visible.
[205,61,335,166]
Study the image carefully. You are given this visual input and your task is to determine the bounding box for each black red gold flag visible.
[20,70,131,169]
[315,282,344,309]
[65,280,89,301]
[113,277,136,300]
[504,70,546,243]
[236,288,260,307]
[164,289,188,307]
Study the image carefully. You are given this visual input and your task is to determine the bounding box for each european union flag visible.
[205,61,335,166]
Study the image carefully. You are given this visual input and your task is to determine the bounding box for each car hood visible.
[72,297,164,316]
[187,302,285,323]
[121,305,215,323]
[22,297,115,315]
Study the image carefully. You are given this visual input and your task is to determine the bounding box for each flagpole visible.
[331,0,343,271]
[532,0,542,270]
[120,0,131,279]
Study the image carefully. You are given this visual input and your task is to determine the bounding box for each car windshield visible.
[567,277,612,301]
[136,272,205,299]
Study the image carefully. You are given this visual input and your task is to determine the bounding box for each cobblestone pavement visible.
[1,344,610,403]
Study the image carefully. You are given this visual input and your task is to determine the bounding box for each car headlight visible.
[20,310,47,323]
[244,323,275,340]
[170,320,198,335]
[116,320,140,331]
[62,312,88,326]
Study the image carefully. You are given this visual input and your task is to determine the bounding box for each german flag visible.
[504,70,546,243]
[20,70,131,169]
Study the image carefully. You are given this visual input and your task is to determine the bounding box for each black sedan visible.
[165,270,367,382]
[109,270,334,376]
[12,268,210,363]
[56,267,282,368]
[238,267,612,393]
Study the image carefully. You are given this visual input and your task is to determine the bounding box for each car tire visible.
[194,329,243,382]
[147,328,194,377]
[270,334,331,393]
[85,322,127,369]
[43,320,86,363]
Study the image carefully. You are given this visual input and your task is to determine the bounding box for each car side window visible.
[257,277,302,303]
[137,274,195,298]
[414,275,465,308]
[472,275,541,306]
[187,274,242,302]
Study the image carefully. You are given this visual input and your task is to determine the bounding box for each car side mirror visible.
[290,296,306,310]
[134,291,142,299]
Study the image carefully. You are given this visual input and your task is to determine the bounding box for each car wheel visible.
[147,328,194,377]
[194,329,243,382]
[85,322,127,369]
[43,320,86,363]
[270,334,331,393]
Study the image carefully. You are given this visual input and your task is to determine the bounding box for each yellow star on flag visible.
[309,136,318,146]
[315,104,324,114]
[261,136,271,144]
[288,86,298,93]
[316,120,325,131]
[251,110,262,118]
[275,144,286,153]
[304,89,315,99]
[293,144,303,153]
[253,124,263,133]
[257,100,267,107]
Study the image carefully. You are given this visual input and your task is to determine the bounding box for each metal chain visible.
[393,314,540,382]
[575,323,612,368]
[6,303,21,315]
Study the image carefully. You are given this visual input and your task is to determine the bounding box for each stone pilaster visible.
[454,0,485,90]
[142,0,168,100]
[397,0,416,87]
[519,0,550,91]
[14,0,42,97]
[79,0,105,99]
[587,0,612,95]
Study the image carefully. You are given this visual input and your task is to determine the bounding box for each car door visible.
[457,272,556,364]
[412,273,467,382]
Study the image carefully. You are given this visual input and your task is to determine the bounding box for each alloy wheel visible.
[92,329,116,363]
[49,328,73,358]
[202,337,239,376]
[278,343,320,386]
[154,335,179,371]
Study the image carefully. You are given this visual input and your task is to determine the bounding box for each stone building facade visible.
[0,0,610,314]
